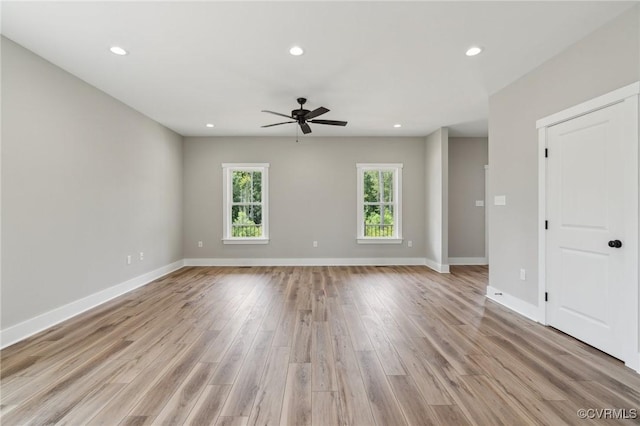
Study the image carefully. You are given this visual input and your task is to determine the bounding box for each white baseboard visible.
[449,257,488,265]
[424,258,450,273]
[0,260,185,350]
[184,257,427,267]
[486,285,540,323]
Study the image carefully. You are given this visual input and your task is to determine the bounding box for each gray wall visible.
[488,6,640,305]
[183,137,425,259]
[1,37,184,328]
[424,128,449,270]
[448,137,487,259]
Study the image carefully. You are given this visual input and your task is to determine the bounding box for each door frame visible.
[536,81,639,372]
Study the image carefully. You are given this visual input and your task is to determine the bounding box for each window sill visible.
[357,238,403,245]
[223,238,270,245]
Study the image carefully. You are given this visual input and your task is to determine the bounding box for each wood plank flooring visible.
[2,265,640,425]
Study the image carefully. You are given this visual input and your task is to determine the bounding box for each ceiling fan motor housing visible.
[292,109,310,120]
[293,97,309,121]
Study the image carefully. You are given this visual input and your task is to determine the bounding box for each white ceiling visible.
[1,1,635,137]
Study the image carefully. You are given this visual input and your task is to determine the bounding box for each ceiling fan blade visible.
[300,122,312,134]
[262,110,293,119]
[304,107,329,120]
[309,119,348,126]
[261,121,295,128]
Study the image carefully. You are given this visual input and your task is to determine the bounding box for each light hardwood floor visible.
[2,265,640,425]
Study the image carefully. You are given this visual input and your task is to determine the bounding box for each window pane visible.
[382,171,393,202]
[232,171,251,203]
[383,205,394,226]
[364,204,394,237]
[250,205,262,225]
[231,205,262,237]
[232,171,262,203]
[364,204,379,223]
[251,171,262,202]
[363,171,379,202]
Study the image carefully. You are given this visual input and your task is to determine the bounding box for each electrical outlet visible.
[126,255,132,265]
[198,241,203,248]
[313,241,318,248]
[139,252,144,261]
[520,268,526,280]
[407,240,413,248]
[475,200,485,207]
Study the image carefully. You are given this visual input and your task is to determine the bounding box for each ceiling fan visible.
[261,97,348,134]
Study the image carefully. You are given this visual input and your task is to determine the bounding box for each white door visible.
[546,99,636,361]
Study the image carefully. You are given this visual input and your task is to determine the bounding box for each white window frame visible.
[222,163,269,244]
[356,163,403,244]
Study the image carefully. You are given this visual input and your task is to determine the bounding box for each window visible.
[356,163,402,244]
[222,163,269,244]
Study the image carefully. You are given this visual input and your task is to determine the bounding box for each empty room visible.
[2,1,640,425]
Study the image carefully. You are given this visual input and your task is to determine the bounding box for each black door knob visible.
[608,240,623,248]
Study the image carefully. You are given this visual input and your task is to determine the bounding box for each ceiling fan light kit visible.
[261,97,348,135]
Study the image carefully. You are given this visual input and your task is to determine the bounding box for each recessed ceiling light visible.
[393,124,402,128]
[465,46,483,57]
[109,46,128,56]
[289,46,304,56]
[206,123,215,128]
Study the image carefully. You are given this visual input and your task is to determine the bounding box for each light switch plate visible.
[475,200,485,207]
[494,195,507,206]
